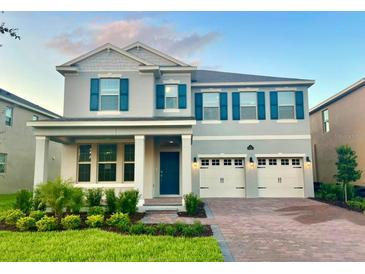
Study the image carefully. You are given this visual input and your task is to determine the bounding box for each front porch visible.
[27,118,195,211]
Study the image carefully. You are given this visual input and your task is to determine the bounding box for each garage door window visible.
[281,159,289,165]
[258,159,266,166]
[292,159,300,165]
[212,159,220,165]
[269,159,277,165]
[234,159,243,166]
[201,159,209,166]
[224,159,232,165]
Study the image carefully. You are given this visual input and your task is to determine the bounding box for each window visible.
[124,144,135,182]
[322,109,330,133]
[278,92,295,119]
[203,93,220,120]
[201,159,209,166]
[292,159,301,166]
[165,85,178,109]
[100,79,119,111]
[212,159,220,166]
[32,115,39,121]
[224,159,232,166]
[234,159,243,166]
[98,144,117,181]
[258,159,266,166]
[5,107,13,126]
[269,159,277,165]
[0,153,7,174]
[281,159,289,165]
[240,92,257,119]
[78,145,91,182]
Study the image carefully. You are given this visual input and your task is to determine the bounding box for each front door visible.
[160,152,180,195]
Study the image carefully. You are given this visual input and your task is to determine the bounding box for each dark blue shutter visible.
[270,91,278,120]
[195,93,203,120]
[220,92,228,120]
[232,92,240,120]
[90,79,99,111]
[295,91,304,119]
[120,78,129,111]
[257,92,266,120]
[156,84,165,109]
[178,84,187,109]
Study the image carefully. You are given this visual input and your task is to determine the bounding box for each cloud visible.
[45,18,221,61]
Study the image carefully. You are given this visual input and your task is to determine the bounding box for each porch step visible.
[144,197,182,206]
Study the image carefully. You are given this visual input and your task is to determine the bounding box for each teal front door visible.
[160,152,180,195]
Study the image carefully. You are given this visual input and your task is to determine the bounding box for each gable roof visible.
[0,88,60,118]
[191,70,315,86]
[309,78,365,115]
[123,41,190,67]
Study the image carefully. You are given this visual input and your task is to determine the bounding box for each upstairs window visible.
[278,92,295,119]
[203,93,220,120]
[240,92,257,119]
[322,109,330,133]
[0,153,7,174]
[100,79,119,111]
[5,107,13,126]
[165,85,178,109]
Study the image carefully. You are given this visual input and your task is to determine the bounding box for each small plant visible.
[36,216,58,231]
[315,183,355,202]
[16,217,36,231]
[14,189,33,214]
[29,210,46,221]
[86,188,103,207]
[129,222,146,235]
[184,192,202,216]
[164,225,177,236]
[67,187,84,214]
[88,206,105,216]
[105,189,117,213]
[181,221,204,237]
[61,215,81,230]
[144,225,158,235]
[4,209,25,226]
[85,215,104,228]
[106,212,130,232]
[32,188,46,211]
[117,190,140,215]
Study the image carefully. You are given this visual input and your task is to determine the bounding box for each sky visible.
[1,11,365,115]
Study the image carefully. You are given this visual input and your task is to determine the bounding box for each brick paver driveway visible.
[206,198,365,261]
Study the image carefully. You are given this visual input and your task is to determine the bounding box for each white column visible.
[34,136,49,188]
[134,135,145,206]
[181,134,192,202]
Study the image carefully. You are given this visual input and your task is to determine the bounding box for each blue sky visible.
[1,11,365,115]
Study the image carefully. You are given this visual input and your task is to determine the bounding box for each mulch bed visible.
[311,198,363,213]
[177,203,207,218]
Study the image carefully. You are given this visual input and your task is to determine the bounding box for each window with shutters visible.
[100,79,119,111]
[203,93,220,120]
[78,145,91,182]
[240,92,257,119]
[165,85,178,109]
[322,109,330,133]
[278,92,296,119]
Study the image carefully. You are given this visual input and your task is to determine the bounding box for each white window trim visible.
[240,92,258,120]
[201,120,222,124]
[96,111,121,115]
[99,78,120,111]
[98,144,117,182]
[164,84,179,110]
[203,92,220,121]
[276,119,298,123]
[238,120,260,124]
[278,91,296,120]
[77,144,91,183]
[163,109,180,113]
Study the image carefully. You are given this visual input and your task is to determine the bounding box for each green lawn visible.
[0,194,16,212]
[0,229,223,262]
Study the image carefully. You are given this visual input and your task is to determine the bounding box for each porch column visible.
[134,135,145,206]
[34,136,49,188]
[181,134,192,202]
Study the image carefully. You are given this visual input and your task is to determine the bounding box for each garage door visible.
[257,158,304,197]
[200,158,245,198]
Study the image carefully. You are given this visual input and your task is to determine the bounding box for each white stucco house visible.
[28,41,315,210]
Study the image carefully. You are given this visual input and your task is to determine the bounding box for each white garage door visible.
[200,158,245,198]
[257,158,304,197]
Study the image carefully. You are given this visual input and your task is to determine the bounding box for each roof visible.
[309,78,365,115]
[32,117,195,122]
[192,70,314,85]
[0,88,61,118]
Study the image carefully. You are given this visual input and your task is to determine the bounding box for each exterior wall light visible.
[249,157,255,168]
[305,156,312,168]
[192,157,199,169]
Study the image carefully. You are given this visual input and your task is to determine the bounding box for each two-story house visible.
[28,41,315,210]
[0,88,61,193]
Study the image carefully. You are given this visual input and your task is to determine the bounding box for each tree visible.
[0,12,21,47]
[334,145,362,202]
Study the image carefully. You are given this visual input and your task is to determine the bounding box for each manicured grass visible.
[0,194,16,212]
[0,229,223,262]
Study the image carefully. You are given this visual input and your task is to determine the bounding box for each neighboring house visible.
[310,78,365,186]
[28,41,315,210]
[0,88,61,193]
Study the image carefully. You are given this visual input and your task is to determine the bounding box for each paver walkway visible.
[142,198,365,261]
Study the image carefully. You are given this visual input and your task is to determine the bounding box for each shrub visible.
[36,216,58,231]
[14,189,33,214]
[32,188,46,211]
[0,212,5,223]
[88,206,105,216]
[184,192,202,216]
[181,221,204,237]
[106,212,130,232]
[164,225,177,236]
[16,217,36,231]
[4,209,25,226]
[117,190,140,215]
[347,198,365,211]
[315,183,355,202]
[67,187,84,214]
[105,189,117,213]
[86,189,103,207]
[85,215,104,228]
[29,210,46,221]
[144,225,158,235]
[61,215,81,230]
[129,222,146,235]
